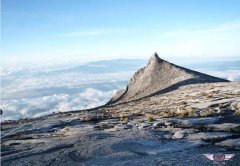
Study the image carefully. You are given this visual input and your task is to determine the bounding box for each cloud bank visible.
[1,59,239,121]
[1,88,115,120]
[198,69,240,81]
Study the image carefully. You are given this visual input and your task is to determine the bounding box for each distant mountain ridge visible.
[108,53,229,104]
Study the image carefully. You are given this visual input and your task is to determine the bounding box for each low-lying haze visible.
[1,59,240,120]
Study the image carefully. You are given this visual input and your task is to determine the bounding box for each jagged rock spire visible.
[149,52,164,64]
[108,52,229,104]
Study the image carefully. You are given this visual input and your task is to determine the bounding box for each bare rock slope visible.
[108,53,228,104]
[1,53,240,166]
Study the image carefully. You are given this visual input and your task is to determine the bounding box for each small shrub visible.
[176,108,194,118]
[123,117,129,122]
[231,102,240,116]
[207,94,213,98]
[146,115,154,122]
[120,117,129,122]
[98,122,113,129]
[180,111,188,117]
[186,107,194,117]
[174,108,185,117]
[199,109,213,117]
[182,101,187,105]
[63,127,71,131]
[159,112,170,117]
[158,112,164,117]
[200,92,208,96]
[235,109,240,116]
[159,109,176,117]
[168,110,175,117]
[213,90,220,94]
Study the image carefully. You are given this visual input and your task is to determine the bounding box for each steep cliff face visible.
[108,53,228,104]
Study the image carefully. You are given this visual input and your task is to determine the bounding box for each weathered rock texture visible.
[108,53,228,104]
[1,53,239,166]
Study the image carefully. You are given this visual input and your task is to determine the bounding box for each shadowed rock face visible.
[108,52,228,104]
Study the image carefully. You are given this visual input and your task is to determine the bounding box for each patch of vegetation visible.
[63,127,71,131]
[120,117,129,122]
[213,90,220,94]
[146,115,154,122]
[98,122,114,129]
[181,101,187,105]
[235,109,240,116]
[159,107,196,118]
[231,102,240,116]
[175,107,194,118]
[185,107,194,117]
[207,94,213,98]
[159,111,174,118]
[200,92,208,96]
[199,109,214,117]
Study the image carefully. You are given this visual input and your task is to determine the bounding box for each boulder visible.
[172,131,184,139]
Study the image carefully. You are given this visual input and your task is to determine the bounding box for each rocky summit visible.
[108,52,228,104]
[1,53,240,166]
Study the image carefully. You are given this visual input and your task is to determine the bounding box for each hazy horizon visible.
[1,58,240,120]
[1,0,240,120]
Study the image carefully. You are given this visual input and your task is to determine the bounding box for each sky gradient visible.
[2,0,240,67]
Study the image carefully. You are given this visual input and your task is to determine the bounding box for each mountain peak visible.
[108,53,229,104]
[149,52,164,64]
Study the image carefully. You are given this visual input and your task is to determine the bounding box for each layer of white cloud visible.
[1,63,131,120]
[198,69,240,81]
[1,88,115,120]
[2,70,132,100]
[1,59,239,121]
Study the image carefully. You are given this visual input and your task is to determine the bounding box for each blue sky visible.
[2,0,240,67]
